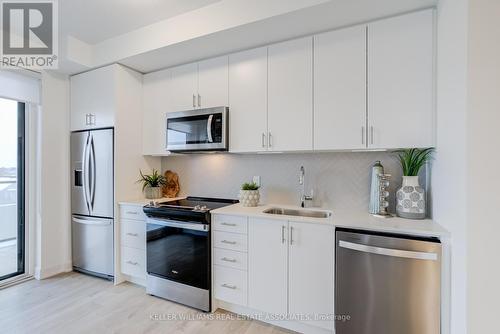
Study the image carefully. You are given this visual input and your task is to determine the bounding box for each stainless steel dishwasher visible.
[335,228,441,334]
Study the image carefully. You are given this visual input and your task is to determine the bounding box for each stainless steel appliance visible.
[71,128,114,279]
[335,229,441,334]
[143,197,238,311]
[166,107,228,152]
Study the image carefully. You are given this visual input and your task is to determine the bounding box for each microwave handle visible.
[207,114,213,143]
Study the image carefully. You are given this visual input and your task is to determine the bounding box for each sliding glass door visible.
[0,98,25,281]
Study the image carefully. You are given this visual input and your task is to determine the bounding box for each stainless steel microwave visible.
[166,107,228,152]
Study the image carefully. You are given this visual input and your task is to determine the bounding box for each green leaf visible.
[395,148,434,176]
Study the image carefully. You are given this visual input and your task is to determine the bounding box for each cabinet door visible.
[70,65,115,131]
[142,69,170,155]
[368,10,434,149]
[268,37,313,151]
[228,47,268,152]
[289,221,334,331]
[248,218,288,314]
[198,55,228,109]
[314,25,367,150]
[169,62,198,112]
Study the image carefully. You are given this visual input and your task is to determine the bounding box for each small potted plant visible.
[395,148,434,219]
[137,169,166,199]
[239,182,260,207]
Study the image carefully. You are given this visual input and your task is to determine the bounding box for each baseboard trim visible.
[217,300,334,334]
[34,261,72,280]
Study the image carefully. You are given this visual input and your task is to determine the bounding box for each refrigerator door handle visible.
[338,240,438,261]
[89,133,97,211]
[82,132,91,213]
[72,216,112,226]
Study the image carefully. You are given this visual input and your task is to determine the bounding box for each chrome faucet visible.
[299,166,314,208]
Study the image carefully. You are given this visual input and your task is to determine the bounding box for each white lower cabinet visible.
[248,218,288,315]
[213,214,249,307]
[288,221,335,331]
[215,215,334,332]
[214,265,247,306]
[119,204,147,285]
[121,246,146,278]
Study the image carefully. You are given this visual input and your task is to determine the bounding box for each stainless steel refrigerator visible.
[71,128,114,279]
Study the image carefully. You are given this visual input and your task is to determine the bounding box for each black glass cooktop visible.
[143,197,238,224]
[158,197,238,211]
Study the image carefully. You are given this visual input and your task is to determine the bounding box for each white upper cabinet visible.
[70,65,115,131]
[248,218,288,315]
[288,221,335,331]
[368,9,435,149]
[169,62,198,112]
[268,37,313,151]
[314,25,367,150]
[168,56,228,112]
[198,56,228,108]
[228,47,268,153]
[142,69,170,155]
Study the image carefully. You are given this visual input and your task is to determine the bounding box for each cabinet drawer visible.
[213,215,247,234]
[214,265,247,306]
[121,246,146,278]
[214,231,247,252]
[214,248,247,271]
[119,205,146,221]
[120,220,145,250]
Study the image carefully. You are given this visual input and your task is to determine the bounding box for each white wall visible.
[467,0,500,332]
[35,71,71,279]
[433,0,469,333]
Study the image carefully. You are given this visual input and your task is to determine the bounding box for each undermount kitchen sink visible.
[263,207,332,219]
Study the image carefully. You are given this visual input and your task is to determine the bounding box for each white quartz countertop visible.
[118,197,186,206]
[211,203,449,238]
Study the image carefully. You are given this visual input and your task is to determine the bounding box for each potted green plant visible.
[137,169,166,199]
[239,182,260,207]
[395,148,434,219]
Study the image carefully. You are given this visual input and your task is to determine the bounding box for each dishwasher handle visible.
[338,240,438,261]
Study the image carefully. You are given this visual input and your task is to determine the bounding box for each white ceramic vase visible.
[144,186,162,199]
[396,176,426,219]
[239,190,260,207]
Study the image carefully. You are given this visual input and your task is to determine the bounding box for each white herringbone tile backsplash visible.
[162,152,426,213]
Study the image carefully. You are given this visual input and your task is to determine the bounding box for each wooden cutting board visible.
[162,170,180,198]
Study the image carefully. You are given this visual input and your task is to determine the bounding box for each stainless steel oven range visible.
[143,197,238,311]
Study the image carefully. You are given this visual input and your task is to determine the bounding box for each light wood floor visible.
[0,272,293,334]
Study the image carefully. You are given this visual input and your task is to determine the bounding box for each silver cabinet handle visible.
[221,283,237,290]
[370,126,374,145]
[290,226,294,245]
[221,222,236,227]
[198,94,201,107]
[126,233,138,237]
[362,126,365,145]
[262,133,266,148]
[126,260,139,266]
[281,225,286,244]
[85,114,89,125]
[338,240,438,261]
[221,257,237,263]
[193,94,196,108]
[126,211,138,215]
[268,132,273,147]
[221,240,237,245]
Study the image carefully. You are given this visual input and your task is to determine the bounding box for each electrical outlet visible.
[253,176,261,187]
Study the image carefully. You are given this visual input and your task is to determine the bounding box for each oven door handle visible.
[147,218,209,232]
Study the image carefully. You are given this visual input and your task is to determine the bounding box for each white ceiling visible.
[59,0,222,44]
